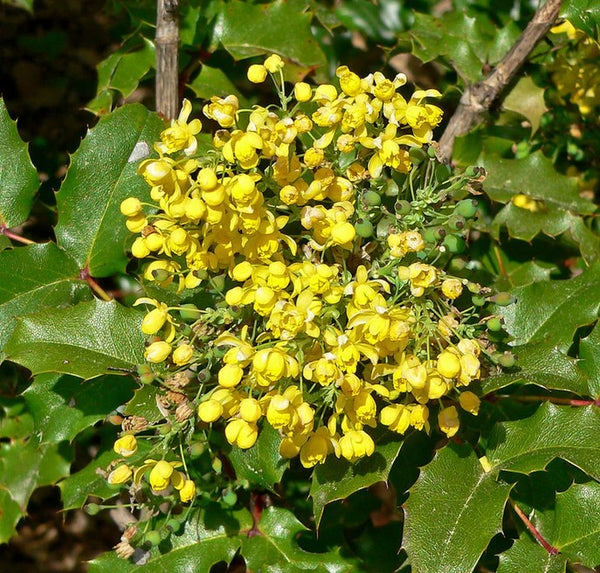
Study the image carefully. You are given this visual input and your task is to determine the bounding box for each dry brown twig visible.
[437,0,562,163]
[156,0,180,120]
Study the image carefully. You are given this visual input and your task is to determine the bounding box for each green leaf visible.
[494,260,555,291]
[0,489,24,544]
[5,299,145,379]
[310,433,403,527]
[54,104,165,277]
[0,437,72,541]
[561,0,600,39]
[482,340,589,395]
[211,0,326,69]
[503,76,548,135]
[188,65,245,101]
[501,264,600,348]
[486,402,600,479]
[89,505,251,572]
[0,242,91,357]
[567,216,600,264]
[334,0,404,43]
[403,442,511,573]
[123,384,163,423]
[0,98,39,227]
[23,373,136,443]
[491,203,573,242]
[497,533,567,573]
[535,482,600,566]
[229,423,288,490]
[242,506,355,573]
[579,322,600,397]
[89,39,156,113]
[1,0,34,12]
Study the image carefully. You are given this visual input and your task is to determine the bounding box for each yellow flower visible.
[144,341,172,363]
[222,130,264,170]
[179,479,196,502]
[438,406,460,437]
[437,351,461,379]
[197,399,224,423]
[203,94,239,128]
[441,278,463,299]
[294,82,312,102]
[120,197,142,217]
[173,343,194,366]
[218,363,244,388]
[159,99,202,155]
[225,418,258,449]
[380,404,411,434]
[247,64,267,83]
[114,435,138,457]
[339,430,375,462]
[264,54,284,73]
[459,391,481,415]
[300,427,336,467]
[149,460,174,491]
[107,464,133,485]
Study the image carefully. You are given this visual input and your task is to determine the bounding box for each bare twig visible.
[438,0,562,163]
[510,500,559,555]
[155,0,180,119]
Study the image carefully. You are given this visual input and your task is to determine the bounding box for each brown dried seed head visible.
[122,415,148,433]
[175,401,194,422]
[166,390,186,405]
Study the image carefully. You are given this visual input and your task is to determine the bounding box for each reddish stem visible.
[80,267,113,301]
[0,226,35,245]
[510,501,559,555]
[502,395,600,407]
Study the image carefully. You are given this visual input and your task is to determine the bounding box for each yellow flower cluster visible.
[550,20,600,115]
[118,56,488,477]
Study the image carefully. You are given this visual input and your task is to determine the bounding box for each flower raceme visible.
[115,54,499,499]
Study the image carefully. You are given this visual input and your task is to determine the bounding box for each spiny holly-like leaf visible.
[229,423,288,490]
[401,12,520,83]
[501,263,600,348]
[484,152,595,212]
[497,533,567,573]
[23,373,136,444]
[561,0,600,39]
[482,340,589,395]
[503,76,548,135]
[242,506,356,573]
[579,322,600,398]
[88,505,251,572]
[188,65,245,101]
[0,242,91,358]
[54,104,165,277]
[568,216,600,264]
[5,299,145,379]
[486,402,600,479]
[535,482,600,566]
[0,98,39,228]
[0,437,72,542]
[123,384,163,423]
[210,0,326,70]
[310,434,403,528]
[403,442,511,573]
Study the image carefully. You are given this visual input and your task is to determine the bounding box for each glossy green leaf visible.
[242,506,355,573]
[23,373,136,443]
[123,384,163,423]
[482,340,589,395]
[487,403,600,478]
[98,38,155,97]
[503,76,548,135]
[210,0,326,69]
[561,0,600,39]
[0,98,39,228]
[401,12,520,83]
[89,505,251,572]
[335,0,404,43]
[0,397,34,439]
[54,104,165,277]
[1,0,34,12]
[535,482,600,566]
[491,203,573,242]
[501,263,600,347]
[188,65,244,101]
[310,434,403,527]
[0,437,72,541]
[0,242,91,357]
[483,152,595,213]
[494,260,555,291]
[5,299,145,379]
[404,442,511,573]
[0,489,24,544]
[497,533,567,573]
[579,322,600,397]
[567,216,600,264]
[229,423,288,490]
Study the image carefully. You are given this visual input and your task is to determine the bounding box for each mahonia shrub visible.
[105,57,507,555]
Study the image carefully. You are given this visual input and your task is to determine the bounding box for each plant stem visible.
[156,0,180,119]
[80,267,113,301]
[498,394,600,407]
[510,500,559,555]
[0,227,35,245]
[438,0,562,162]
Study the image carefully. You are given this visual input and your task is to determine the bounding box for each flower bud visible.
[247,64,267,83]
[294,82,312,102]
[113,435,138,457]
[173,343,194,366]
[120,197,142,217]
[144,341,172,363]
[107,464,132,485]
[197,399,223,423]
